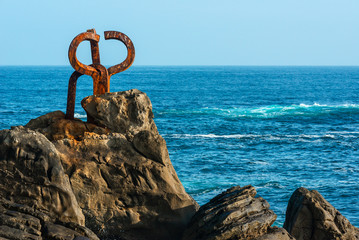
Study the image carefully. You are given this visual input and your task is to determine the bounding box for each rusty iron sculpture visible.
[65,29,135,120]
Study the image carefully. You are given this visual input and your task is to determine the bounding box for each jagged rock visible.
[0,198,98,240]
[0,126,85,225]
[25,111,109,141]
[182,185,293,240]
[254,227,295,240]
[55,130,198,239]
[81,89,158,139]
[43,222,85,239]
[133,130,169,165]
[7,89,198,239]
[43,222,92,240]
[0,225,42,240]
[284,187,359,240]
[56,91,198,240]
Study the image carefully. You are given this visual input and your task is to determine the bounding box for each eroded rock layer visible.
[284,187,359,240]
[2,88,359,240]
[1,89,198,240]
[182,185,293,240]
[0,126,85,226]
[0,197,98,240]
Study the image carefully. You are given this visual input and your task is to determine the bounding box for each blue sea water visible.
[1,66,359,227]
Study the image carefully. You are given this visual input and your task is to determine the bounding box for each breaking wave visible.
[157,103,359,119]
[164,132,359,141]
[74,113,87,119]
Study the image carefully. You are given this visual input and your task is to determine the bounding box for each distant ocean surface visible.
[1,66,359,226]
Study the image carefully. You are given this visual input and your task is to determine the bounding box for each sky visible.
[0,0,358,66]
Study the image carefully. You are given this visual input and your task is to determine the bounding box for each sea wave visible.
[156,103,359,118]
[164,133,358,141]
[74,113,87,119]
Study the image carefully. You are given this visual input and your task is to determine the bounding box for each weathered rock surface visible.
[0,198,98,240]
[254,227,295,240]
[0,126,85,225]
[1,89,198,240]
[55,130,198,239]
[81,89,158,140]
[284,187,359,240]
[10,88,359,240]
[25,111,109,141]
[182,185,293,240]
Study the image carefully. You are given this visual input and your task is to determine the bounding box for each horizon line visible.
[1,64,359,67]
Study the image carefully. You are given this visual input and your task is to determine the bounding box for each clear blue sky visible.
[1,0,358,66]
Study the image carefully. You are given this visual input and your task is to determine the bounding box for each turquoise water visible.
[1,66,359,226]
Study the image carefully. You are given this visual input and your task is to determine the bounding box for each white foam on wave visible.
[326,131,359,138]
[210,103,359,118]
[74,113,87,119]
[158,103,359,119]
[168,134,261,139]
[299,102,329,107]
[165,133,356,140]
[327,131,359,134]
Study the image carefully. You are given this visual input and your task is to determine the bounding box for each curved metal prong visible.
[65,71,83,120]
[68,31,100,76]
[104,31,135,77]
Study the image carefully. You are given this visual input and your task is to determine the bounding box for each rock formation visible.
[2,88,359,240]
[182,185,294,240]
[81,89,158,140]
[284,187,359,240]
[0,197,99,240]
[0,126,85,225]
[0,89,198,240]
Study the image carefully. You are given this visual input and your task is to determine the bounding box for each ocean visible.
[1,66,359,226]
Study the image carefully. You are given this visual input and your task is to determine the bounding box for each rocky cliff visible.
[1,89,358,240]
[0,89,198,240]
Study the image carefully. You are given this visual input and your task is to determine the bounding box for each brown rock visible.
[43,222,81,240]
[284,187,359,240]
[254,227,295,240]
[133,130,170,165]
[43,222,93,240]
[25,111,109,141]
[56,128,198,239]
[0,126,85,225]
[81,89,158,139]
[0,225,42,240]
[0,198,98,240]
[0,209,42,236]
[182,185,292,240]
[17,89,198,239]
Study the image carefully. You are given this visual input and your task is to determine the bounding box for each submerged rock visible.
[1,89,198,240]
[284,187,359,240]
[182,185,293,240]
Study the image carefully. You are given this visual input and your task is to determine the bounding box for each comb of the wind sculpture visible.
[65,29,135,120]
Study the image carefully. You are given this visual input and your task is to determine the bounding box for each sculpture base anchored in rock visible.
[66,29,135,120]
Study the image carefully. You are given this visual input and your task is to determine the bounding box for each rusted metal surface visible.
[105,31,135,76]
[65,29,135,120]
[65,71,83,120]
